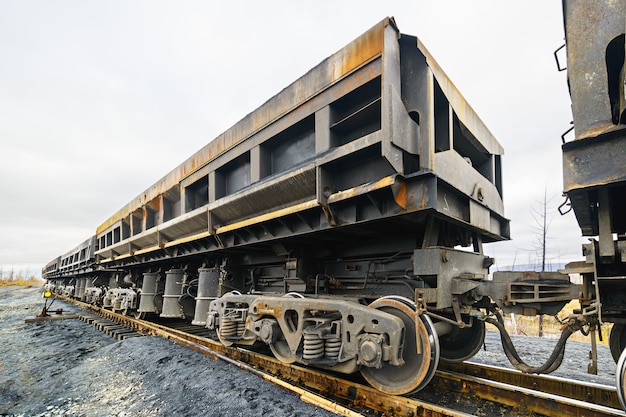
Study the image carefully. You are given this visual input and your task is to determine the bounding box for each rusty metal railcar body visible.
[561,1,626,323]
[42,17,582,397]
[560,1,626,408]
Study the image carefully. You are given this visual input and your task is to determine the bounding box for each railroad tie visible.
[78,313,142,340]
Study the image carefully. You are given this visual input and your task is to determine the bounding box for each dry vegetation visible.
[0,268,44,288]
[495,300,611,344]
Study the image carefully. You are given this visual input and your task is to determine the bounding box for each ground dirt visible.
[0,286,617,416]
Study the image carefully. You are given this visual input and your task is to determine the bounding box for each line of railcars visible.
[42,8,626,403]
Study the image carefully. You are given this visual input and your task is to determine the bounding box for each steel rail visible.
[431,369,624,417]
[440,361,621,410]
[60,295,626,417]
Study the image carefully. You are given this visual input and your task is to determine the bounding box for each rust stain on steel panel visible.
[327,175,396,204]
[335,18,388,83]
[576,123,622,140]
[215,200,319,235]
[391,180,407,209]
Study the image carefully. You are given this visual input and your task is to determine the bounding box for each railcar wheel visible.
[439,318,486,363]
[360,296,439,395]
[610,323,626,363]
[269,334,297,364]
[617,348,626,410]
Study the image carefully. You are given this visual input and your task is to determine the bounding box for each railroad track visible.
[59,295,625,417]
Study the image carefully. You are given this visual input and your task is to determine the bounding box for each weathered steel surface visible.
[562,132,626,191]
[416,39,503,156]
[562,132,626,236]
[562,0,626,141]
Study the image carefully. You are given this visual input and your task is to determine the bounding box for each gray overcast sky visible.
[0,1,582,276]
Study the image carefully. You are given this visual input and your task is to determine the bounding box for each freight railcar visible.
[561,1,626,351]
[559,1,626,408]
[44,17,584,396]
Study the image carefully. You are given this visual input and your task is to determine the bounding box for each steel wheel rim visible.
[360,297,439,395]
[439,317,485,363]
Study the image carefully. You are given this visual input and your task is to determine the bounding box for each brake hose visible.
[485,309,582,374]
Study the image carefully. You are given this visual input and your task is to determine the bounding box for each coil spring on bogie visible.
[303,333,324,360]
[325,337,341,360]
[220,318,239,338]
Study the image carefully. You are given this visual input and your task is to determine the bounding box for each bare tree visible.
[529,187,558,336]
[530,188,558,271]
